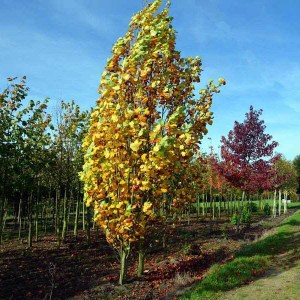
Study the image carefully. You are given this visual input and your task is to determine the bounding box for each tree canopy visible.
[219,106,279,193]
[80,0,225,284]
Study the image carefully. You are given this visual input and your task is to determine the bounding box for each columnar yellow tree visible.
[80,0,225,284]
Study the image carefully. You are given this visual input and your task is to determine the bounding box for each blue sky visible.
[1,0,299,160]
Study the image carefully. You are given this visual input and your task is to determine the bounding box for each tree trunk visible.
[204,192,208,217]
[212,195,215,220]
[67,192,72,231]
[2,207,7,236]
[283,190,288,214]
[259,194,262,211]
[137,239,145,277]
[227,193,230,219]
[28,219,33,248]
[209,190,213,232]
[202,193,206,217]
[196,195,200,220]
[0,196,4,244]
[28,193,33,248]
[42,203,47,235]
[35,199,39,242]
[18,197,22,241]
[92,209,96,230]
[241,191,245,209]
[44,189,51,235]
[119,246,130,285]
[82,200,86,231]
[62,189,68,241]
[278,190,282,216]
[55,189,61,248]
[35,185,39,242]
[86,205,91,245]
[272,190,277,218]
[74,194,80,237]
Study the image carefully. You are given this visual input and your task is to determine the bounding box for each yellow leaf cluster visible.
[80,0,224,253]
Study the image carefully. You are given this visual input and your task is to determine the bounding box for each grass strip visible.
[181,209,300,300]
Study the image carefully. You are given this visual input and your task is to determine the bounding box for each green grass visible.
[181,256,269,300]
[237,209,300,257]
[218,263,300,300]
[193,200,300,214]
[287,201,300,209]
[181,209,300,300]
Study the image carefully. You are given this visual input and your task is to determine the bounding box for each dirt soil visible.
[0,210,297,300]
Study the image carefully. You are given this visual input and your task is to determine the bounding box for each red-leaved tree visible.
[219,106,279,195]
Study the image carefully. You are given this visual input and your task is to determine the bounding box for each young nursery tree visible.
[293,154,300,194]
[52,100,89,244]
[21,99,53,246]
[275,157,298,214]
[0,76,53,246]
[80,0,224,284]
[219,106,279,200]
[0,76,29,244]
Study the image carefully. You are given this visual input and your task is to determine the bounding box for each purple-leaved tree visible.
[219,106,279,201]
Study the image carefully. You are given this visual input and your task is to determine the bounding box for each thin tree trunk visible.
[241,191,245,209]
[137,239,145,277]
[93,209,96,230]
[119,246,130,285]
[227,193,230,219]
[62,189,68,241]
[209,189,213,232]
[0,196,4,244]
[35,183,40,242]
[55,189,61,248]
[202,194,205,217]
[18,197,22,241]
[74,194,80,237]
[204,192,208,217]
[42,203,47,235]
[2,207,7,235]
[82,200,86,231]
[278,190,282,216]
[45,188,51,235]
[28,192,33,248]
[283,190,288,214]
[67,191,72,232]
[212,195,215,220]
[259,194,262,211]
[28,219,33,248]
[86,205,91,245]
[272,190,277,218]
[196,195,200,220]
[218,196,221,219]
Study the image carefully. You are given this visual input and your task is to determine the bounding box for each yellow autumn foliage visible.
[80,0,225,256]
